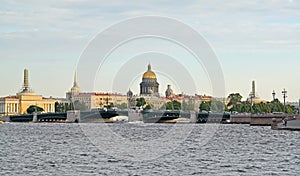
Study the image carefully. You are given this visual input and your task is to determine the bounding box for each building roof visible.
[0,96,18,100]
[142,64,157,79]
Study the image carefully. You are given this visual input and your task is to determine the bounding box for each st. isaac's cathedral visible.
[140,64,159,96]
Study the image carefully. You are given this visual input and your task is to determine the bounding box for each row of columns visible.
[141,87,158,94]
[0,103,5,113]
[43,104,53,112]
[0,102,55,114]
[0,103,19,113]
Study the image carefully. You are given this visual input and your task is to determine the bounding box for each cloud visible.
[263,40,299,45]
[1,0,300,99]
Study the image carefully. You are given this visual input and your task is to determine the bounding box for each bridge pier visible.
[32,112,38,123]
[66,110,80,123]
[128,110,142,122]
[190,111,197,123]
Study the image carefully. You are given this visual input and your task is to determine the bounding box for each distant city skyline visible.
[1,0,300,102]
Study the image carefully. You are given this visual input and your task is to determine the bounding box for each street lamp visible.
[282,89,287,114]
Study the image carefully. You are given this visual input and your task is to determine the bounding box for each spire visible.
[73,69,78,87]
[148,63,151,71]
[70,68,80,93]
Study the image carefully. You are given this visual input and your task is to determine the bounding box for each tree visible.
[210,100,225,112]
[136,98,146,107]
[166,102,173,110]
[166,100,182,110]
[227,93,243,106]
[199,101,211,112]
[226,93,243,112]
[27,105,44,114]
[55,102,65,113]
[172,100,182,110]
[104,102,115,109]
[270,99,284,113]
[223,94,297,114]
[73,100,88,111]
[286,105,294,114]
[144,104,152,110]
[231,102,244,113]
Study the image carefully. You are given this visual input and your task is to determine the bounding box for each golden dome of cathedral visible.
[142,64,157,79]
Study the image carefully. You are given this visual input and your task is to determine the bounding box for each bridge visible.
[7,110,231,123]
[9,113,67,122]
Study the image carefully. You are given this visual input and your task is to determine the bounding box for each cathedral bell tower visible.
[66,69,80,100]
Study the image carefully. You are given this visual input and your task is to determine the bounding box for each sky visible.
[0,0,300,102]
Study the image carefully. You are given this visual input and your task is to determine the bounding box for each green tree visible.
[240,102,251,113]
[166,102,173,110]
[227,93,243,106]
[231,102,244,113]
[27,105,44,114]
[136,98,146,107]
[144,104,152,110]
[166,100,182,110]
[199,101,211,112]
[210,100,225,112]
[270,99,284,113]
[173,100,182,110]
[226,93,243,112]
[286,105,294,114]
[55,102,65,112]
[73,100,88,111]
[253,103,262,113]
[104,102,115,109]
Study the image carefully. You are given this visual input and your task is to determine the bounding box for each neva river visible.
[0,123,299,176]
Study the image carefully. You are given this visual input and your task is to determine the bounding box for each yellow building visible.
[0,69,56,115]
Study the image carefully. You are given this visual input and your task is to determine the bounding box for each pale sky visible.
[0,0,300,102]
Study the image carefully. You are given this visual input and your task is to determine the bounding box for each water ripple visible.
[0,123,299,175]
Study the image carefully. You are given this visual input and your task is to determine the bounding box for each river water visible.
[0,123,299,176]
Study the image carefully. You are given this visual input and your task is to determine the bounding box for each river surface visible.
[0,123,299,176]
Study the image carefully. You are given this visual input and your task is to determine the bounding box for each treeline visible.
[54,101,128,112]
[225,93,296,114]
[199,100,224,112]
[53,93,297,114]
[54,101,87,112]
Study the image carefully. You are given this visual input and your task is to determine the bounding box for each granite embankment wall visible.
[230,114,300,126]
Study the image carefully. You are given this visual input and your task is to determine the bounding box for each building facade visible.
[65,70,127,109]
[70,92,127,109]
[0,69,56,115]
